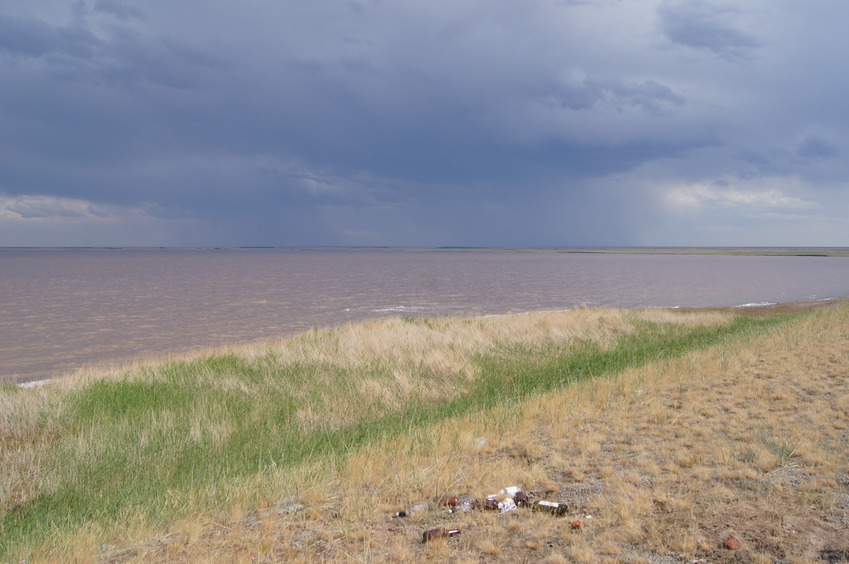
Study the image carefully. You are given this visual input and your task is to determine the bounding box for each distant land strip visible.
[2,246,849,256]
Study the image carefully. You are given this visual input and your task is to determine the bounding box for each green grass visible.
[0,312,786,559]
[756,426,801,467]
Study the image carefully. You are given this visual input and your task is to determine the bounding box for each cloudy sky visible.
[1,0,847,247]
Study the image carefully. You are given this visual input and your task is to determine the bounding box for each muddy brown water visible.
[3,248,849,383]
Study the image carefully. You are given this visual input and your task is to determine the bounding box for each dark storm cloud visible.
[1,1,848,246]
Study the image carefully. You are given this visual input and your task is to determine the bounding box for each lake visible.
[2,248,849,383]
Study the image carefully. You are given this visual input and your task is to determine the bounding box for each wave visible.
[370,305,428,313]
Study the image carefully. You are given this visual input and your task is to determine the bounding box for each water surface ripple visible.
[3,248,849,383]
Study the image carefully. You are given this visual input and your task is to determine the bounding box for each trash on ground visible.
[432,486,567,516]
[498,486,530,507]
[531,500,568,516]
[479,485,529,513]
[474,497,500,511]
[393,502,429,518]
[497,497,517,513]
[438,495,458,508]
[447,495,474,514]
[400,485,569,524]
[422,528,461,543]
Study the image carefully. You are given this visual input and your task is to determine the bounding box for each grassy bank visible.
[1,304,845,561]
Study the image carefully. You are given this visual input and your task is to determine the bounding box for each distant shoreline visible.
[2,246,849,257]
[13,296,849,388]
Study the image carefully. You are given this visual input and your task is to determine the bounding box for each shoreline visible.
[11,296,849,389]
[5,249,849,386]
[693,295,849,316]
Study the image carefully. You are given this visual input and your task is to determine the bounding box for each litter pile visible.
[391,485,585,543]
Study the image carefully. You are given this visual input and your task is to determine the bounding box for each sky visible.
[0,0,847,248]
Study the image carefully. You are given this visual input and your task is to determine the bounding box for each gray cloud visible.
[797,135,839,160]
[657,1,762,60]
[2,195,107,219]
[0,14,99,59]
[92,0,147,22]
[548,75,686,115]
[1,0,848,247]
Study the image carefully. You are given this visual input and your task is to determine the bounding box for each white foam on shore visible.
[371,305,428,313]
[735,302,777,308]
[18,379,48,389]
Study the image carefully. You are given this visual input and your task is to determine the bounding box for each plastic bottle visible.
[455,495,474,513]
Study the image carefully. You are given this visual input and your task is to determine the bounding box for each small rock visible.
[570,519,584,530]
[278,501,305,515]
[723,533,741,550]
[410,502,429,515]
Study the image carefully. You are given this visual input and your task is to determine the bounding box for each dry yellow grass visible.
[86,301,849,563]
[5,301,848,563]
[3,306,725,439]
